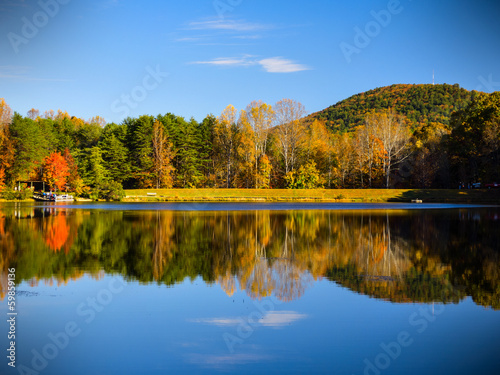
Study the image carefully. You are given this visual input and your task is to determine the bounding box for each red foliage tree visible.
[43,152,70,191]
[0,168,5,192]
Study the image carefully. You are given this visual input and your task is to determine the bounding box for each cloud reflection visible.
[190,310,307,328]
[187,352,273,366]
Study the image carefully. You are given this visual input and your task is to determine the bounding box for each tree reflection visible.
[0,205,499,309]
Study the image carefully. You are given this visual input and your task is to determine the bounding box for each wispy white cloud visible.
[190,55,310,73]
[188,19,272,32]
[232,35,263,40]
[174,17,273,48]
[190,55,257,68]
[258,57,310,73]
[175,36,204,42]
[0,66,73,82]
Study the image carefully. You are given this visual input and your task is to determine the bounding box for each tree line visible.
[0,91,499,195]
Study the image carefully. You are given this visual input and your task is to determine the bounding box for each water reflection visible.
[0,205,499,308]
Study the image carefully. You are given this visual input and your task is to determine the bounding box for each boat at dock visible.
[33,193,74,202]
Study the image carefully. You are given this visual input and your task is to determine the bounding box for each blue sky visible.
[1,0,500,124]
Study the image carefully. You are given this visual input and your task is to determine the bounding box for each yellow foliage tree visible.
[152,120,175,188]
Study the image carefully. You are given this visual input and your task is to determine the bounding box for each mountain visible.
[308,83,478,133]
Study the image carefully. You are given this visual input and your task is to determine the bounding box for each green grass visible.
[122,188,500,203]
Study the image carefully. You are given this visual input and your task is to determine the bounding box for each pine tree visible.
[9,113,51,180]
[99,124,131,183]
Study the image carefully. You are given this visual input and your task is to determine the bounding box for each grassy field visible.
[122,188,500,203]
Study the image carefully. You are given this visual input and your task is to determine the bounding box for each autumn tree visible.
[44,110,55,120]
[214,105,240,188]
[63,148,83,192]
[243,101,274,185]
[152,120,174,188]
[26,108,39,120]
[88,116,106,128]
[43,152,70,191]
[235,109,256,188]
[354,116,387,188]
[305,119,336,187]
[0,168,5,192]
[411,122,450,187]
[274,99,307,175]
[367,110,412,188]
[256,155,272,188]
[0,99,13,126]
[0,99,15,187]
[285,161,322,189]
[331,133,353,188]
[55,110,70,121]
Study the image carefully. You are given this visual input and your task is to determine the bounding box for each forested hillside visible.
[308,84,476,132]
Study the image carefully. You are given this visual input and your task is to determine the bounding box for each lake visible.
[1,202,499,374]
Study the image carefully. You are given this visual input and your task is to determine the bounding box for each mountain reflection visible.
[0,205,499,309]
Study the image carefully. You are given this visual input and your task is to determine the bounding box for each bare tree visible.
[367,110,412,188]
[27,108,40,121]
[274,99,307,175]
[215,105,240,188]
[332,132,353,187]
[0,98,13,128]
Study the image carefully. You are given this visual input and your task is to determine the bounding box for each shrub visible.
[285,161,323,189]
[1,187,33,200]
[96,181,125,201]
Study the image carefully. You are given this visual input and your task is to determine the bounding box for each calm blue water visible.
[1,203,499,374]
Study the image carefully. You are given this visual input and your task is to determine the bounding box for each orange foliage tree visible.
[42,152,70,191]
[0,168,5,192]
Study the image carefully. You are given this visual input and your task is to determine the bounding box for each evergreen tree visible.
[99,123,131,184]
[199,115,216,186]
[176,118,203,187]
[125,115,155,187]
[9,113,51,180]
[75,147,109,187]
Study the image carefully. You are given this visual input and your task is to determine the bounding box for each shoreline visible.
[120,188,500,204]
[1,188,499,204]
